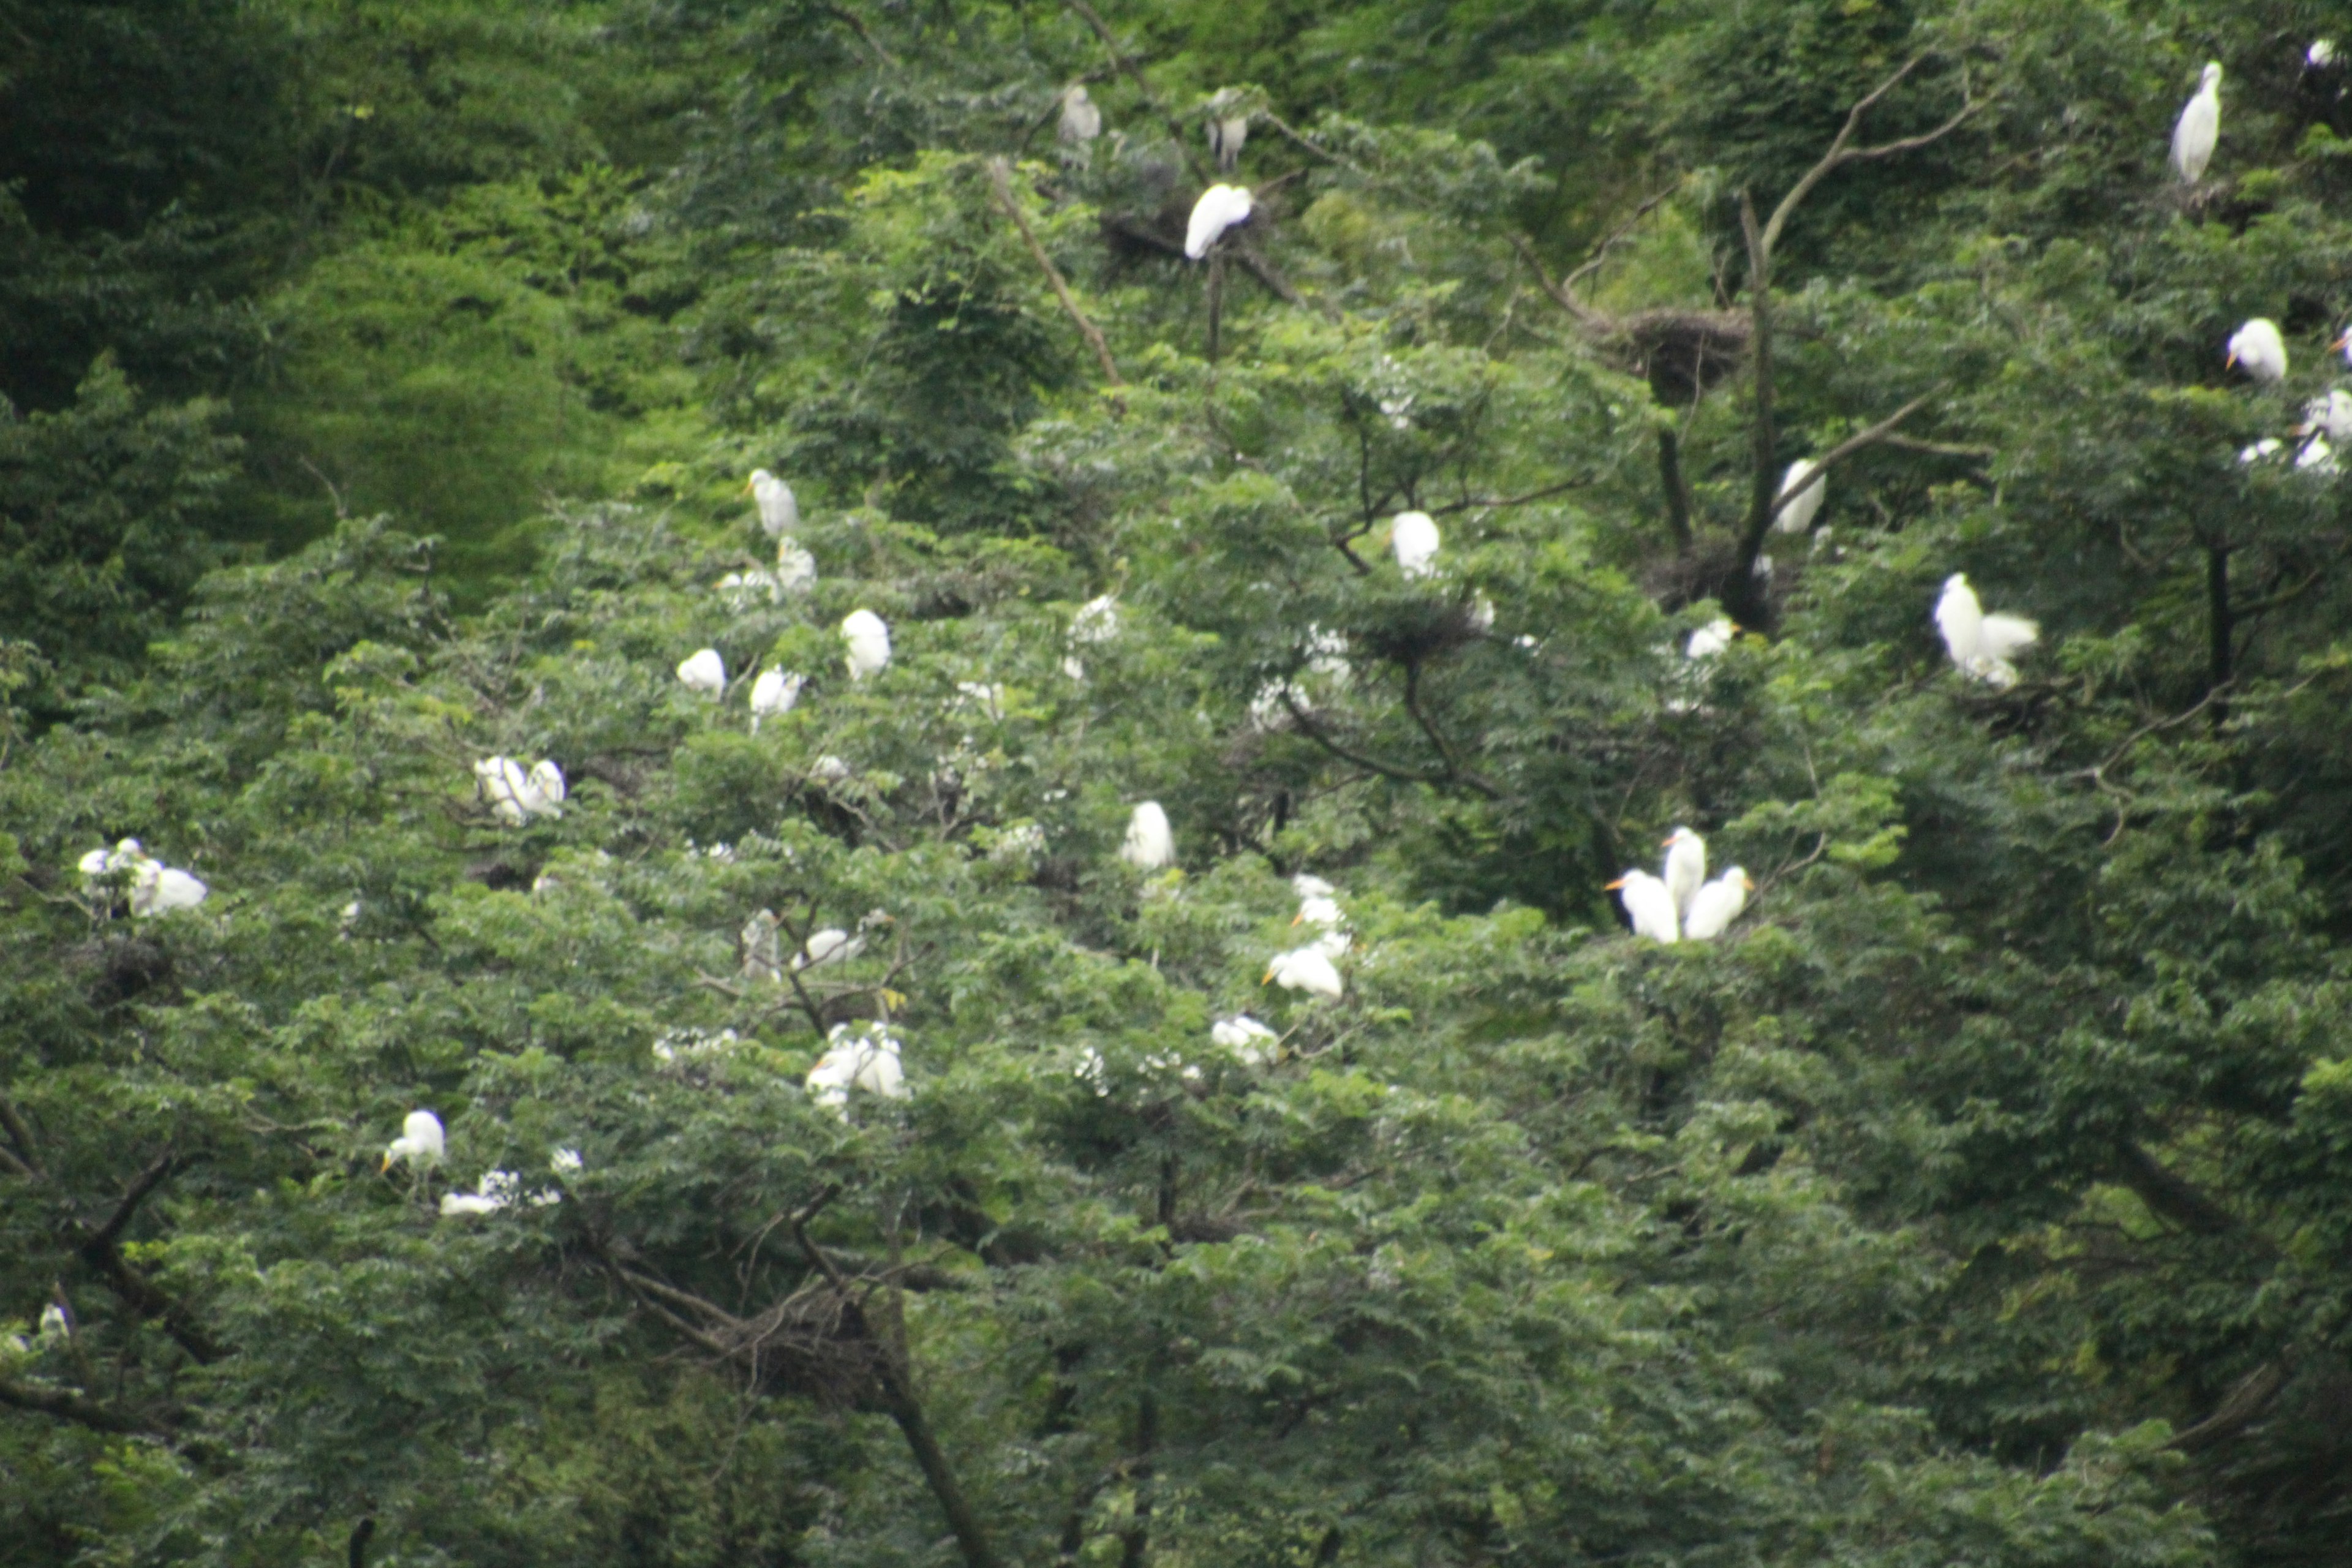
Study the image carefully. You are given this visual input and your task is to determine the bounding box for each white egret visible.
[776,538,818,591]
[741,910,783,981]
[1185,184,1253,260]
[383,1109,445,1172]
[2297,434,2339,475]
[1294,893,1343,931]
[1058,85,1102,145]
[1682,867,1754,941]
[2239,437,2284,465]
[795,927,865,969]
[2171,62,2221,183]
[717,568,782,609]
[1686,618,1736,660]
[749,668,803,732]
[746,470,798,538]
[1291,873,1335,899]
[842,610,892,680]
[1605,870,1679,943]
[1934,574,2039,688]
[806,1024,908,1113]
[2226,318,2287,383]
[677,648,727,696]
[439,1171,514,1218]
[1064,592,1120,680]
[1121,801,1175,870]
[550,1147,584,1175]
[474,756,564,824]
[526,761,565,814]
[2301,390,2352,442]
[1211,1014,1277,1065]
[1660,827,1706,921]
[1775,458,1825,534]
[1265,943,1344,999]
[2313,40,2340,69]
[1390,511,1441,578]
[132,864,209,918]
[1208,113,1248,172]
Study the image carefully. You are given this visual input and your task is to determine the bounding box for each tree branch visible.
[986,158,1125,394]
[2167,1360,2288,1452]
[1657,429,1695,551]
[1060,0,1212,186]
[1757,55,1979,261]
[1558,185,1679,300]
[0,1093,44,1178]
[88,1152,176,1255]
[0,1376,154,1436]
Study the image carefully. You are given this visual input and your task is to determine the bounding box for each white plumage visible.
[842,610,892,680]
[1775,458,1826,534]
[1934,574,2039,688]
[748,469,799,538]
[2227,318,2286,383]
[1660,827,1706,921]
[796,927,865,969]
[1265,943,1344,998]
[1058,85,1102,145]
[2303,390,2352,442]
[1121,802,1175,869]
[806,1025,908,1114]
[1208,114,1248,172]
[1211,1014,1278,1065]
[1390,511,1441,578]
[383,1109,445,1172]
[1686,618,1735,660]
[749,668,803,731]
[1682,868,1753,941]
[2171,62,2221,184]
[1607,870,1679,943]
[1185,184,1253,260]
[474,756,565,824]
[775,538,818,592]
[677,648,727,696]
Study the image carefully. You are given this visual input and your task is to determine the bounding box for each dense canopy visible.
[9,2,2352,1565]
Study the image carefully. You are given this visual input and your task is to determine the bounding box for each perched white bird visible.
[1121,802,1175,870]
[2301,390,2352,442]
[2172,62,2222,183]
[1294,893,1343,931]
[806,1025,908,1113]
[1185,184,1253,260]
[1058,85,1102,145]
[526,761,565,814]
[1686,618,1736,660]
[1605,870,1679,943]
[747,470,799,538]
[717,568,782,608]
[1934,574,2040,688]
[2297,434,2339,475]
[132,865,209,918]
[383,1109,446,1172]
[1390,511,1441,578]
[2226,318,2287,384]
[1265,943,1344,999]
[775,537,818,591]
[1212,1014,1278,1065]
[1064,593,1120,680]
[742,910,783,981]
[1291,873,1335,900]
[2239,437,2285,466]
[749,668,803,731]
[1660,827,1707,921]
[677,647,727,696]
[796,927,865,969]
[842,610,892,680]
[1208,113,1248,171]
[1775,458,1826,534]
[2313,40,2340,70]
[1682,867,1753,941]
[474,756,564,824]
[439,1170,526,1218]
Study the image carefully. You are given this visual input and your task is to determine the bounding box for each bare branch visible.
[986,158,1126,394]
[2167,1360,2288,1453]
[1509,233,1608,330]
[1757,55,1979,262]
[1558,185,1679,300]
[0,1094,44,1178]
[88,1152,176,1255]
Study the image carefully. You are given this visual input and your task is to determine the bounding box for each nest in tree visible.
[722,1283,888,1408]
[80,934,178,1009]
[1620,309,1752,405]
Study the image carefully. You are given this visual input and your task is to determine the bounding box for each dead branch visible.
[1755,55,1981,263]
[2167,1360,2290,1452]
[986,158,1126,393]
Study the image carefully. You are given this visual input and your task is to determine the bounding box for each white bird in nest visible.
[2226,318,2286,384]
[2171,61,2221,184]
[440,1169,533,1218]
[1265,943,1344,999]
[1660,826,1706,923]
[677,647,727,696]
[842,610,892,680]
[1185,184,1253,260]
[1389,511,1441,578]
[1686,618,1736,660]
[749,668,803,732]
[383,1109,446,1173]
[1774,458,1826,534]
[81,839,212,916]
[1121,801,1175,869]
[716,568,781,609]
[474,756,564,824]
[746,469,798,538]
[1605,869,1679,943]
[794,927,865,970]
[1682,867,1753,942]
[806,1024,908,1114]
[1934,574,2039,688]
[1058,84,1102,146]
[775,537,818,592]
[1212,1014,1278,1066]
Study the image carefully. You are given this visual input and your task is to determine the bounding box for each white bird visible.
[1390,511,1441,578]
[1934,573,2040,688]
[1265,943,1344,999]
[383,1109,446,1172]
[2313,40,2340,70]
[842,610,892,680]
[742,910,783,981]
[775,538,818,591]
[2301,390,2352,442]
[747,470,798,538]
[1774,458,1826,534]
[1605,870,1679,943]
[132,865,209,918]
[1121,802,1175,870]
[749,668,803,731]
[806,1025,908,1113]
[1686,618,1736,660]
[677,647,727,696]
[526,761,565,815]
[550,1147,584,1174]
[1660,827,1706,921]
[1208,113,1248,172]
[1211,1014,1278,1065]
[1064,593,1120,680]
[1294,894,1343,931]
[1291,873,1335,899]
[1682,867,1754,941]
[2226,318,2286,383]
[474,756,564,824]
[2239,437,2285,465]
[1185,184,1253,260]
[1058,85,1102,145]
[717,568,781,608]
[795,927,865,969]
[439,1170,526,1218]
[2172,62,2221,183]
[2297,433,2339,475]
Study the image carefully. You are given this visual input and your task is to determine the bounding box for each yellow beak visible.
[2333,333,2350,355]
[1604,877,1629,891]
[1262,966,1276,983]
[380,1153,393,1172]
[2226,349,2239,369]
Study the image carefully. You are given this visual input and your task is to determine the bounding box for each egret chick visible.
[1775,458,1826,533]
[1686,619,1736,660]
[1212,1014,1278,1065]
[1390,511,1441,578]
[842,610,892,680]
[747,470,798,538]
[1660,827,1707,921]
[749,668,803,732]
[2172,62,2221,183]
[1058,85,1101,145]
[1265,944,1344,999]
[677,648,727,696]
[1121,802,1175,870]
[806,1025,908,1114]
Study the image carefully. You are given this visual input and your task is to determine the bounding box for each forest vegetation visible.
[8,0,2352,1564]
